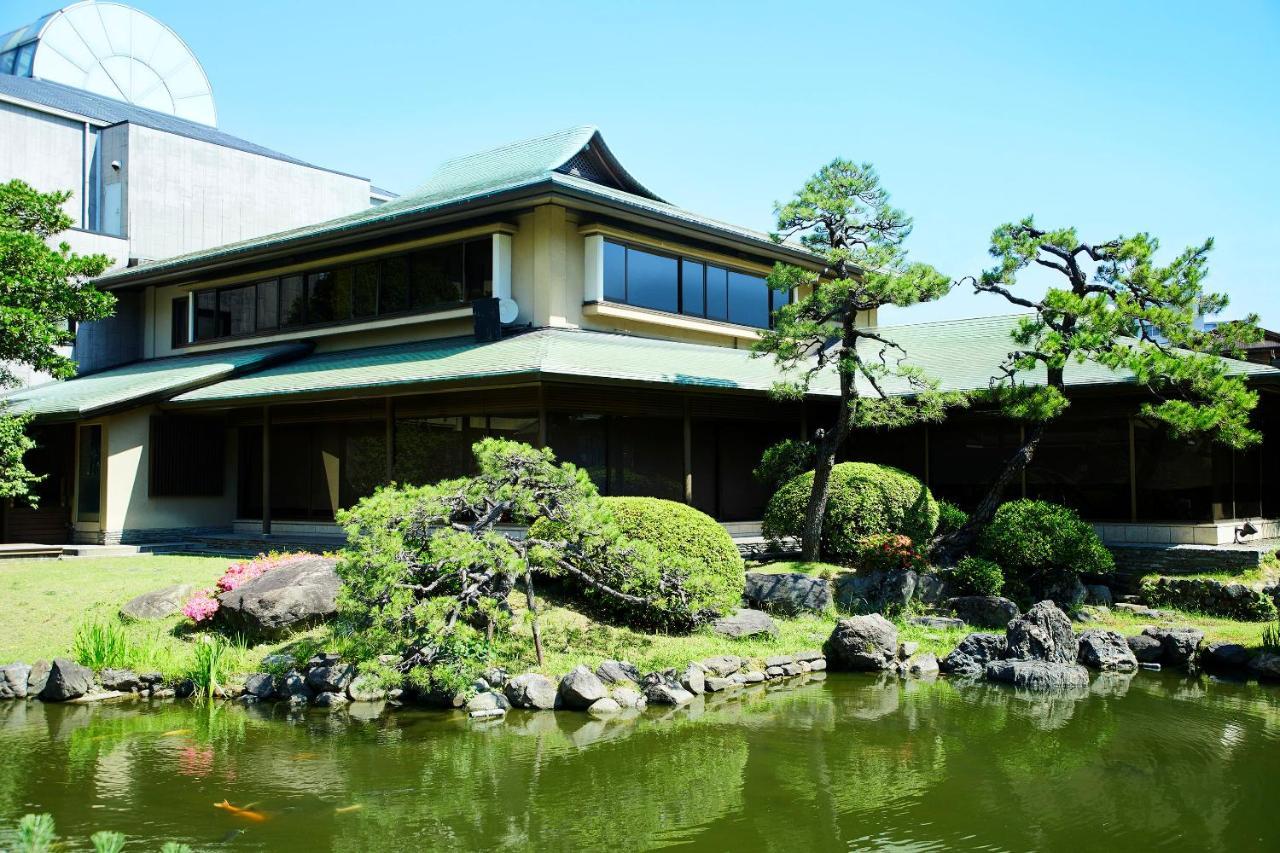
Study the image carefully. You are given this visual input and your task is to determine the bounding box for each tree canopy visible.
[0,179,114,499]
[755,159,963,560]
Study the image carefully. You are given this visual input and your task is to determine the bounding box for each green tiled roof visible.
[169,314,1280,406]
[0,342,309,419]
[96,126,815,289]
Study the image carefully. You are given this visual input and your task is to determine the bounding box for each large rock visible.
[244,672,275,700]
[1125,634,1163,663]
[558,665,607,710]
[915,573,954,606]
[1005,601,1078,664]
[680,664,705,696]
[346,674,388,702]
[939,633,1006,677]
[216,557,340,638]
[824,614,898,671]
[26,661,50,696]
[641,671,695,706]
[947,596,1020,629]
[698,656,742,677]
[466,691,510,713]
[306,663,355,695]
[985,660,1089,691]
[835,569,917,614]
[504,673,558,710]
[99,669,143,692]
[1203,642,1251,671]
[1041,576,1087,610]
[743,572,831,614]
[1142,627,1204,670]
[595,660,640,685]
[1247,652,1280,681]
[1085,584,1114,607]
[40,658,94,702]
[711,608,778,638]
[0,664,31,699]
[1076,630,1138,672]
[119,583,197,621]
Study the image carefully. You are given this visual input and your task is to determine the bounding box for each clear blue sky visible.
[9,0,1279,327]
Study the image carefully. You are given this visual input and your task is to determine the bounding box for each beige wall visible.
[93,406,237,539]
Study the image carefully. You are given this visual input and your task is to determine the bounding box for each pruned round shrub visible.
[951,556,1004,596]
[763,462,939,563]
[977,499,1113,591]
[935,500,969,537]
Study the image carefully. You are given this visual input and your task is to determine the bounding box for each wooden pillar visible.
[537,384,548,449]
[683,396,693,505]
[1128,416,1138,523]
[384,397,394,483]
[923,424,931,487]
[799,400,808,441]
[261,405,272,536]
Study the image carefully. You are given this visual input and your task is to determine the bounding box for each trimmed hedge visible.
[600,496,745,617]
[952,556,1004,596]
[763,462,939,563]
[935,500,969,537]
[978,499,1113,589]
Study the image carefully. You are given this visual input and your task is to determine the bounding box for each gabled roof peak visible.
[411,125,664,204]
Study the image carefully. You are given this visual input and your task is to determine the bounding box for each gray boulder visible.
[99,669,143,692]
[216,557,340,638]
[834,569,917,614]
[346,674,388,702]
[680,664,706,696]
[274,670,313,702]
[1005,601,1078,664]
[939,633,1006,677]
[0,664,31,699]
[504,673,558,710]
[1126,634,1164,663]
[1085,584,1114,607]
[1247,652,1280,681]
[26,661,51,696]
[306,663,355,695]
[244,672,275,700]
[824,614,898,671]
[907,653,940,678]
[915,573,954,606]
[910,615,965,630]
[119,584,197,621]
[595,660,640,685]
[587,697,622,715]
[558,665,608,710]
[1076,630,1138,672]
[1203,642,1251,671]
[642,671,695,705]
[947,596,1020,629]
[1142,627,1204,670]
[985,659,1090,691]
[40,658,94,702]
[743,572,831,614]
[466,691,510,713]
[1041,576,1088,610]
[698,656,742,677]
[313,691,348,709]
[711,608,778,638]
[610,686,646,710]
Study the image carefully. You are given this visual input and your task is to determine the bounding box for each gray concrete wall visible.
[124,124,370,262]
[0,100,86,224]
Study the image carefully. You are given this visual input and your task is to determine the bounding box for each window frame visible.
[180,236,494,347]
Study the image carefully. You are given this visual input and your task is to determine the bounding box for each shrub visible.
[599,496,744,615]
[762,462,938,563]
[951,556,1004,596]
[855,533,925,574]
[753,439,815,491]
[935,500,968,537]
[977,499,1113,591]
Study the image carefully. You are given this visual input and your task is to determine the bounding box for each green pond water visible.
[1,671,1278,852]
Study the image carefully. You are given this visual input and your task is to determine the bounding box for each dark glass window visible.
[256,279,279,331]
[681,259,704,316]
[307,271,339,323]
[170,296,189,349]
[280,275,305,327]
[411,244,465,307]
[195,290,218,340]
[379,256,410,314]
[464,239,493,301]
[603,241,627,302]
[218,284,255,337]
[625,247,678,312]
[705,265,728,321]
[76,424,102,521]
[352,263,378,318]
[727,271,769,328]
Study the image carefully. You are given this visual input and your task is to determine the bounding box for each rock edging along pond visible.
[1140,575,1278,622]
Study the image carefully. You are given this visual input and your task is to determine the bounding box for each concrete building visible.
[2,125,1277,554]
[0,2,388,383]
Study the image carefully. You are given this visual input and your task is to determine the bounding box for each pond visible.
[1,671,1278,851]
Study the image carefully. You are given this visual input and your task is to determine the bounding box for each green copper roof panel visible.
[0,342,308,418]
[170,314,1278,407]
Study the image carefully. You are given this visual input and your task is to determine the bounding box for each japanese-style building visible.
[2,126,1277,551]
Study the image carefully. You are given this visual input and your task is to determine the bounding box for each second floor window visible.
[601,240,789,329]
[190,237,493,343]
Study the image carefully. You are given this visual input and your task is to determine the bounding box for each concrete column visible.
[492,233,513,301]
[583,233,605,303]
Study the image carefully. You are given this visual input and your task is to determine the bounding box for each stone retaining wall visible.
[1109,544,1265,577]
[1140,576,1278,622]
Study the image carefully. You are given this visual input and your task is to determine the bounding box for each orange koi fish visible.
[335,804,364,815]
[213,800,267,822]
